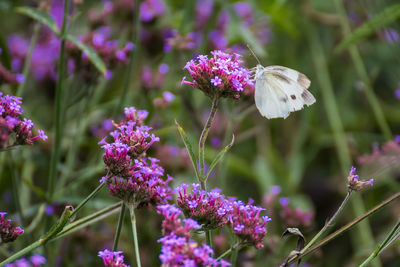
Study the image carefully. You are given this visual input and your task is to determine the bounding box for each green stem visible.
[230,245,239,267]
[113,204,126,251]
[16,23,41,97]
[199,95,219,183]
[0,241,42,266]
[69,182,105,219]
[333,0,392,140]
[47,0,70,201]
[8,151,26,225]
[128,205,142,267]
[216,243,240,260]
[206,230,213,248]
[301,190,353,253]
[114,0,141,116]
[359,221,400,267]
[286,192,400,265]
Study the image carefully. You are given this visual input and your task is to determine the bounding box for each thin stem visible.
[359,221,400,267]
[114,0,141,116]
[286,192,400,265]
[0,241,42,266]
[69,182,105,219]
[216,243,240,260]
[206,230,213,248]
[333,0,392,140]
[199,95,219,183]
[16,23,41,97]
[128,205,142,267]
[113,204,126,251]
[230,245,239,267]
[8,151,26,225]
[47,0,70,201]
[301,190,353,253]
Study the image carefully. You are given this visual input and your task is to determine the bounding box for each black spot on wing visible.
[290,95,296,100]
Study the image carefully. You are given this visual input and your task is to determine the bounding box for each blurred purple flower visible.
[233,2,254,26]
[0,212,24,243]
[98,249,130,267]
[195,0,214,29]
[140,0,165,22]
[383,28,399,44]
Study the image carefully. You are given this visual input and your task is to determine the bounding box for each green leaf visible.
[175,120,199,180]
[16,7,60,36]
[205,134,234,180]
[335,3,400,53]
[65,35,107,76]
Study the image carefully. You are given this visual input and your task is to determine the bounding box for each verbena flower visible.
[140,0,165,22]
[0,212,24,243]
[182,50,253,100]
[98,249,130,267]
[157,204,231,267]
[347,166,374,191]
[228,200,271,249]
[279,198,314,228]
[66,26,134,81]
[0,59,24,85]
[0,92,47,148]
[104,157,174,208]
[99,107,173,208]
[176,183,232,230]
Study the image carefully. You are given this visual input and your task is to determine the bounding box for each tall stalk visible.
[128,205,142,267]
[199,95,219,189]
[47,0,70,201]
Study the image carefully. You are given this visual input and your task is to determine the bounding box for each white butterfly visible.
[254,64,316,119]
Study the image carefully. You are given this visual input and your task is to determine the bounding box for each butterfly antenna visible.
[246,44,261,65]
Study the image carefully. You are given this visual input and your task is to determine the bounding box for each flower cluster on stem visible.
[0,212,24,243]
[0,93,47,148]
[347,166,374,192]
[99,107,173,208]
[157,204,231,267]
[98,249,130,267]
[182,50,254,100]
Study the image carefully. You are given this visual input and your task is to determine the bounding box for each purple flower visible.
[0,212,24,243]
[98,249,130,267]
[233,2,254,26]
[157,204,230,266]
[140,0,165,22]
[195,0,214,29]
[383,28,399,44]
[348,166,374,191]
[228,200,270,249]
[182,50,254,99]
[279,201,314,228]
[0,93,47,148]
[211,76,222,87]
[176,183,231,230]
[163,91,175,103]
[395,89,400,100]
[30,255,46,267]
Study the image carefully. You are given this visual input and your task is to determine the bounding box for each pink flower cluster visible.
[279,198,314,228]
[176,183,271,249]
[0,212,24,243]
[99,107,173,208]
[67,26,134,81]
[157,204,231,267]
[0,92,47,148]
[98,249,130,267]
[182,51,254,99]
[176,183,232,230]
[228,200,271,249]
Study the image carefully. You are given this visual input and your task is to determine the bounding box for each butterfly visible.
[253,64,316,119]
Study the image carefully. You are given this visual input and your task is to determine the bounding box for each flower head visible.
[157,204,231,267]
[348,166,374,191]
[176,183,232,230]
[228,200,270,249]
[98,249,130,267]
[0,212,24,243]
[182,50,254,99]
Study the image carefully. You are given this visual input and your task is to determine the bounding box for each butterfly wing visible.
[255,65,316,119]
